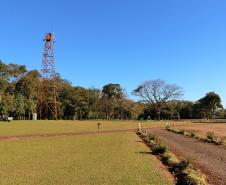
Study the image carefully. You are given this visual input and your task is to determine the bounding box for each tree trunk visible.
[156,108,161,121]
[212,108,215,119]
[73,109,77,120]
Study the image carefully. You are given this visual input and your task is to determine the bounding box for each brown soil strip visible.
[148,128,226,185]
[0,129,138,141]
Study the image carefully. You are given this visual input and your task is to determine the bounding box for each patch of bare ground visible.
[0,129,138,141]
[174,123,226,138]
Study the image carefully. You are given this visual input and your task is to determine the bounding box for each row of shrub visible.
[166,126,225,146]
[137,129,208,185]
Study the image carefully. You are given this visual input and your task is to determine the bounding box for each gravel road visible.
[148,128,226,185]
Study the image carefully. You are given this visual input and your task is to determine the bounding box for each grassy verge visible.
[0,132,173,185]
[137,129,208,185]
[166,126,226,146]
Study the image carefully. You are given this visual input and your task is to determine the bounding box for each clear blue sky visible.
[1,0,226,106]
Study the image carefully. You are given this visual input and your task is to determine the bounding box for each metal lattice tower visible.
[38,33,59,120]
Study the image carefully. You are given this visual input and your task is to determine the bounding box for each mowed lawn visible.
[0,120,168,136]
[0,121,173,185]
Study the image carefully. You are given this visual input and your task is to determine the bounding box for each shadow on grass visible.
[136,151,152,155]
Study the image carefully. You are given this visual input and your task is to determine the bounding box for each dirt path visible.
[0,129,138,141]
[148,128,226,185]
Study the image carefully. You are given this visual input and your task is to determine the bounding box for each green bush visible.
[161,154,170,165]
[172,128,180,134]
[136,130,141,135]
[221,137,226,145]
[207,131,217,141]
[162,152,180,166]
[165,125,171,130]
[178,129,185,135]
[179,160,190,170]
[184,131,190,137]
[146,133,156,142]
[190,132,196,138]
[183,168,208,185]
[152,144,168,155]
[206,131,224,145]
[217,139,224,145]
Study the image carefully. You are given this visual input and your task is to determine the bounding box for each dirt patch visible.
[173,123,226,139]
[148,128,226,185]
[0,129,138,141]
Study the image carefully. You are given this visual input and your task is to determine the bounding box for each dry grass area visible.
[172,123,226,139]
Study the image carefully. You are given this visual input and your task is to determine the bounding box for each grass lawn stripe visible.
[0,132,173,185]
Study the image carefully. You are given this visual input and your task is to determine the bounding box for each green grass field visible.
[0,120,168,136]
[0,121,173,185]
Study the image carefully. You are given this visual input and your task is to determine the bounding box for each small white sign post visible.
[138,122,141,132]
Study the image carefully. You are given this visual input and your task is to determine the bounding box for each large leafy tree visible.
[0,60,27,118]
[59,83,91,120]
[15,70,40,119]
[15,94,25,119]
[198,92,222,119]
[15,70,40,98]
[177,101,194,119]
[87,88,101,119]
[0,60,10,92]
[102,84,123,120]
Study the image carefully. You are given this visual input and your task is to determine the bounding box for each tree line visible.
[0,60,224,120]
[134,80,224,120]
[0,60,143,120]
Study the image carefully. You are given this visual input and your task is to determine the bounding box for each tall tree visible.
[0,60,10,92]
[133,79,183,120]
[102,84,123,119]
[87,88,101,119]
[14,70,40,119]
[177,101,194,119]
[198,92,222,119]
[15,70,40,99]
[15,94,25,119]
